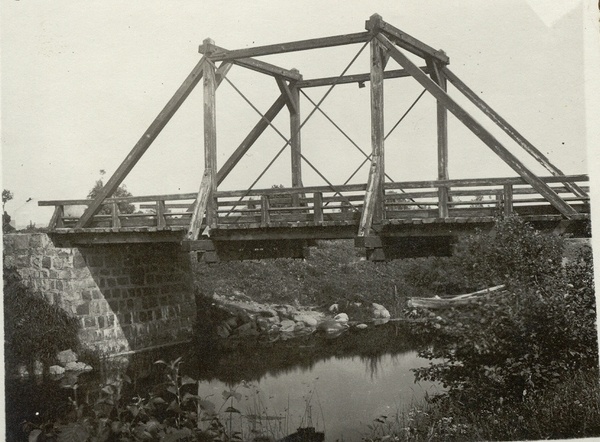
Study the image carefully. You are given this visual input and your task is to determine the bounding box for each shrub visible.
[412,217,597,409]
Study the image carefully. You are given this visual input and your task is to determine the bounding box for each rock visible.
[224,317,238,328]
[49,365,65,375]
[293,312,323,327]
[256,317,271,332]
[333,313,349,323]
[373,318,390,326]
[372,303,391,319]
[216,324,230,338]
[234,322,254,334]
[279,319,296,332]
[275,305,298,319]
[65,361,89,371]
[355,323,368,330]
[57,349,78,367]
[33,360,44,376]
[328,303,339,313]
[17,365,29,378]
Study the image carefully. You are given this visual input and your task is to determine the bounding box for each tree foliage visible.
[411,217,597,410]
[3,188,14,208]
[87,171,135,215]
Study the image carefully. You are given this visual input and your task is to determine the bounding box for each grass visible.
[363,366,600,441]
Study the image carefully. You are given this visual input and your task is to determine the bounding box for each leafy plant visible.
[411,217,597,409]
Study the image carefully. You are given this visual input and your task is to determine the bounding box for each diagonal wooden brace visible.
[441,66,587,199]
[376,33,578,219]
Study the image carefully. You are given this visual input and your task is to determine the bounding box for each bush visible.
[412,217,597,409]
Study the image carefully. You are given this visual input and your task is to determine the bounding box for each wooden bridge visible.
[40,14,590,261]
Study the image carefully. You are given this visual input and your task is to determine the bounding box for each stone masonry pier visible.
[3,233,195,354]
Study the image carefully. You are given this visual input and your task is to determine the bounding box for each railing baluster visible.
[438,186,449,218]
[156,200,167,228]
[111,202,121,229]
[503,184,513,216]
[261,195,270,227]
[313,192,323,225]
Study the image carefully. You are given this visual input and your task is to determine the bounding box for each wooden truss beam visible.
[366,14,449,64]
[76,57,209,228]
[216,94,287,185]
[376,33,578,218]
[203,32,372,62]
[441,66,588,198]
[295,67,430,88]
[200,43,303,81]
[358,38,386,237]
[187,169,212,240]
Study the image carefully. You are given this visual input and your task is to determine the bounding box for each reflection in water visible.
[5,322,438,441]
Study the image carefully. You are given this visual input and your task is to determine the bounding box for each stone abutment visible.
[3,233,195,354]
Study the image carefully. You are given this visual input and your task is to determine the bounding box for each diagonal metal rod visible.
[300,89,396,184]
[385,88,427,140]
[223,73,360,214]
[337,88,428,209]
[342,88,427,186]
[219,40,371,218]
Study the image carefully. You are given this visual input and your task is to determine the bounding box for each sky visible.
[1,0,599,228]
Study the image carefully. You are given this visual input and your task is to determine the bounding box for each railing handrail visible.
[38,174,589,208]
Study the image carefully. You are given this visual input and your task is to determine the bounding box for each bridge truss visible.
[40,14,590,261]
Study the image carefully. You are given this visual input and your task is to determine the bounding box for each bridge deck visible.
[40,174,590,249]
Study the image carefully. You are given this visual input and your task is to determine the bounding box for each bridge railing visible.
[39,174,589,231]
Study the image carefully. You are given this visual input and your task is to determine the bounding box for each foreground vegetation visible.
[366,217,599,441]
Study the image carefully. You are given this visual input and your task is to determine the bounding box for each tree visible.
[3,189,14,210]
[87,171,135,215]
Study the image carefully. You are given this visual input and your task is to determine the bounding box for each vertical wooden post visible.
[503,184,514,216]
[260,195,270,227]
[313,192,323,225]
[290,69,303,206]
[428,59,449,218]
[156,200,167,229]
[370,30,385,224]
[203,38,218,227]
[111,202,121,229]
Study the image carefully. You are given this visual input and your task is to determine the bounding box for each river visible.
[6,322,440,441]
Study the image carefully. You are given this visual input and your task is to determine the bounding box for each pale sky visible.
[1,0,598,228]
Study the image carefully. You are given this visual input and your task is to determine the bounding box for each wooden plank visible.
[187,170,213,240]
[442,66,587,198]
[199,43,302,81]
[156,200,167,228]
[376,33,578,219]
[383,174,588,191]
[204,32,372,61]
[111,202,121,229]
[75,57,207,228]
[203,42,218,227]
[296,67,430,88]
[289,76,303,204]
[260,195,270,227]
[437,187,449,218]
[313,192,324,225]
[216,94,287,185]
[371,38,385,224]
[366,14,449,64]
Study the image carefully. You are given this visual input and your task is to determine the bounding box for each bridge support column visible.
[3,233,195,355]
[203,38,218,227]
[289,70,304,206]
